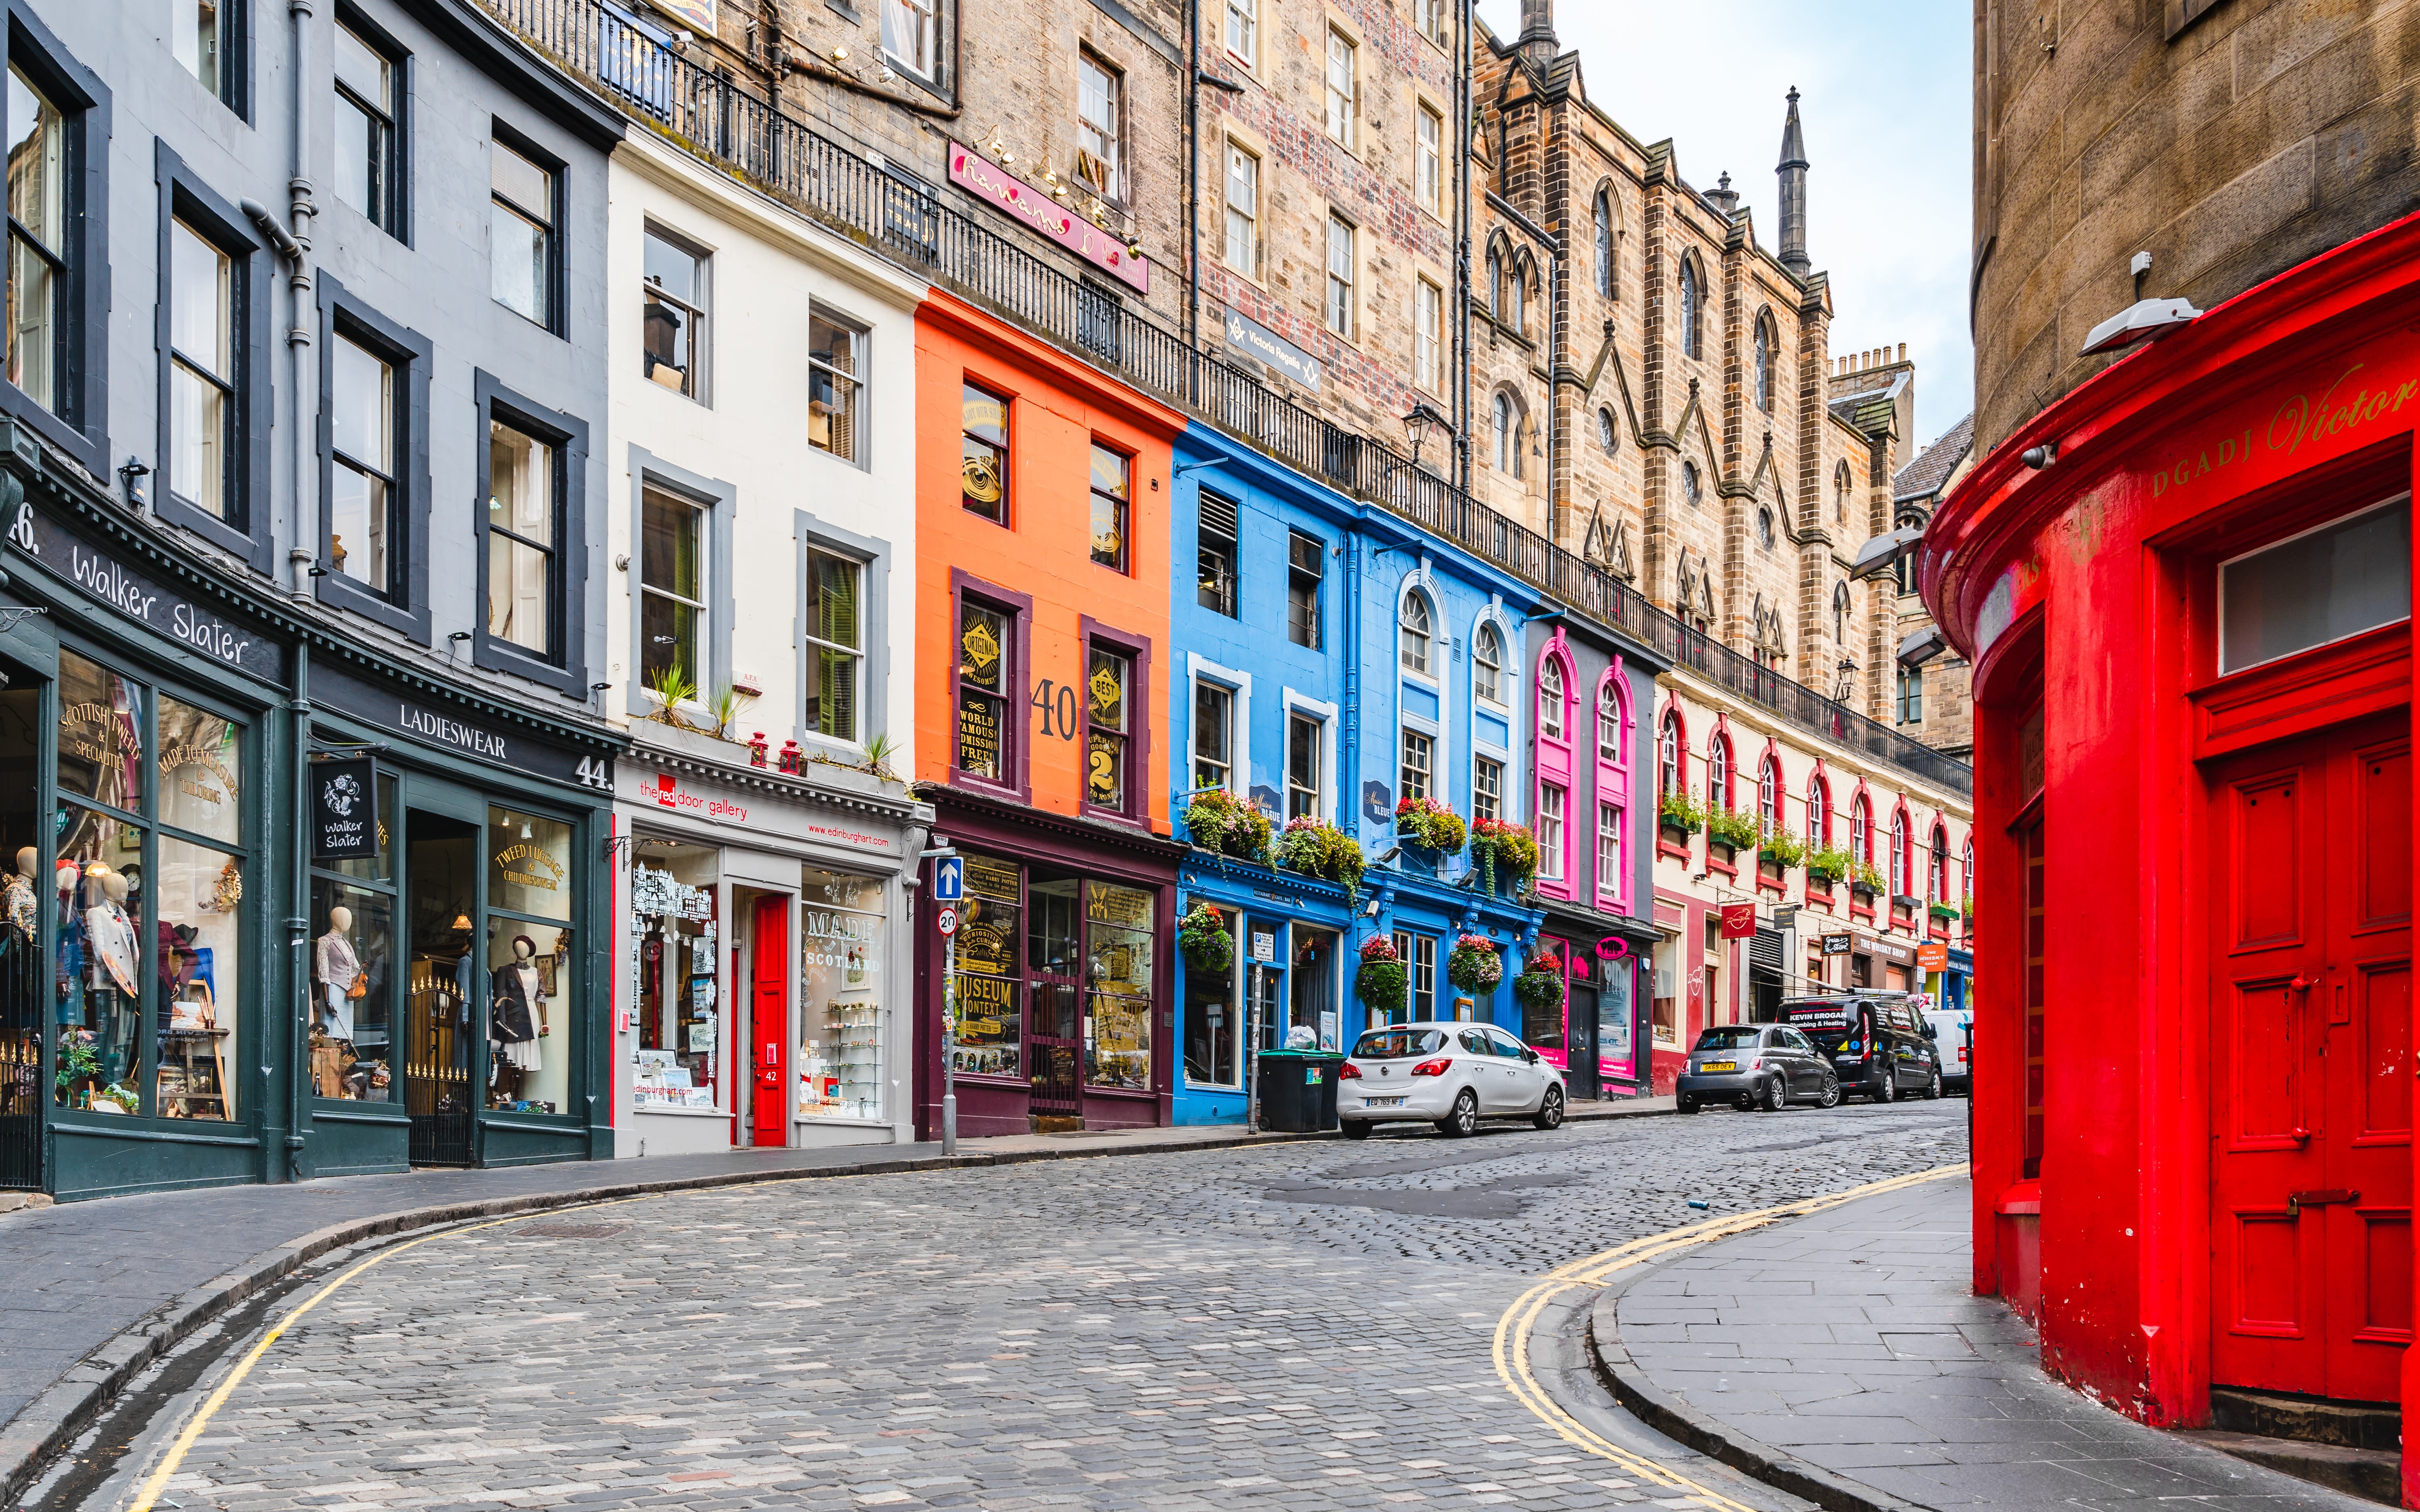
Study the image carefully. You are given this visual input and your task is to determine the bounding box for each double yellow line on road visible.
[1490,1163,1967,1510]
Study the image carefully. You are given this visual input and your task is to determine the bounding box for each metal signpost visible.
[930,852,964,1155]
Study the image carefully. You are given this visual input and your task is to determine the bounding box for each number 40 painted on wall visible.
[1029,680,1080,741]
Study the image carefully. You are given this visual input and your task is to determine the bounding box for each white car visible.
[1339,1021,1567,1138]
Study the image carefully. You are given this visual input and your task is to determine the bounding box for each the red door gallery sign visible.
[1719,903,1758,940]
[947,142,1151,294]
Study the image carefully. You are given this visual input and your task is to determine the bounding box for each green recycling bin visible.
[1256,1052,1346,1132]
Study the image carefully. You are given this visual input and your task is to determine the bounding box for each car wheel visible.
[1763,1076,1788,1112]
[1877,1065,1897,1103]
[1341,1119,1373,1139]
[1924,1065,1943,1100]
[1532,1085,1566,1131]
[1436,1088,1481,1138]
[1817,1070,1842,1109]
[1677,1095,1699,1114]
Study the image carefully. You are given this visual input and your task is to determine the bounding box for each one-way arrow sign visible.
[932,856,964,902]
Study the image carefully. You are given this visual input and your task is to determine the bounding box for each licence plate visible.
[1835,1054,1861,1062]
[1367,1096,1406,1108]
[1700,1061,1736,1073]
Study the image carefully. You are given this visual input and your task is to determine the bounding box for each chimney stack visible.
[1776,87,1810,279]
[1518,0,1557,71]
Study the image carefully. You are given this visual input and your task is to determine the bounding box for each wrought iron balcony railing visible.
[480,0,1971,798]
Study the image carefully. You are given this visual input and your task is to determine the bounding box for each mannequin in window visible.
[316,905,362,1043]
[490,934,545,1100]
[3,846,34,943]
[86,868,138,999]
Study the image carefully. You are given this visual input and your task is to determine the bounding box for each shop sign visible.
[1821,933,1854,956]
[649,771,749,824]
[1916,941,1949,971]
[310,755,381,860]
[1868,935,1917,965]
[6,500,284,684]
[1224,310,1325,393]
[947,142,1151,294]
[632,866,711,920]
[1719,902,1757,940]
[311,660,613,791]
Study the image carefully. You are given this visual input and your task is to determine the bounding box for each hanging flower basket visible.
[1275,815,1365,900]
[1513,962,1565,1012]
[1394,796,1469,856]
[1470,818,1540,896]
[1177,902,1234,975]
[1355,935,1407,1014]
[1446,933,1504,996]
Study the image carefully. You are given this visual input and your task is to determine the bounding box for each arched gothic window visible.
[1834,460,1852,526]
[1492,392,1513,473]
[1679,257,1701,359]
[1399,589,1433,675]
[1851,792,1871,863]
[1754,318,1773,411]
[1758,756,1780,830]
[1807,774,1831,847]
[1487,247,1503,319]
[1707,733,1732,813]
[1510,265,1528,334]
[1539,656,1566,739]
[1833,581,1851,646]
[1597,679,1624,763]
[1594,190,1613,298]
[1473,621,1504,706]
[1658,712,1682,796]
[1890,810,1909,898]
[1930,824,1951,903]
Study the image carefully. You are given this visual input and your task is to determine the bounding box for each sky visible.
[1474,0,1974,450]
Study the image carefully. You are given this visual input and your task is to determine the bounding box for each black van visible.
[1777,993,1943,1102]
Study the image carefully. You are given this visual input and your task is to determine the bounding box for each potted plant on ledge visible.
[1185,789,1274,864]
[1447,933,1504,998]
[1757,827,1807,886]
[1395,796,1469,860]
[1356,935,1407,1019]
[1805,843,1851,891]
[1927,900,1963,924]
[1276,815,1365,900]
[1850,861,1885,904]
[1178,902,1235,975]
[1469,818,1540,898]
[1659,789,1707,850]
[1706,806,1760,867]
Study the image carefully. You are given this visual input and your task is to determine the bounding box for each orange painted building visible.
[911,292,1187,1136]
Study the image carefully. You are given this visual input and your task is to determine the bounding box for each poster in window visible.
[958,689,1001,779]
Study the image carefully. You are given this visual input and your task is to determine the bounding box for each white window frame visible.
[799,544,868,746]
[1597,801,1623,893]
[1324,28,1357,150]
[1472,620,1504,707]
[1282,689,1337,823]
[640,222,709,403]
[1076,52,1123,202]
[1399,726,1434,804]
[1186,654,1252,800]
[1416,102,1442,214]
[1224,0,1257,66]
[1472,754,1503,822]
[1538,783,1566,881]
[881,0,939,79]
[1325,212,1356,339]
[1191,678,1235,795]
[1416,277,1443,396]
[1399,588,1434,677]
[807,302,867,467]
[1223,141,1259,275]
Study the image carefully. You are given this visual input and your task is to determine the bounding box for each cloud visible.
[1475,0,1973,448]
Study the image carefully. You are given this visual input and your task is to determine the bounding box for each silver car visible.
[1675,1024,1842,1113]
[1340,1022,1567,1138]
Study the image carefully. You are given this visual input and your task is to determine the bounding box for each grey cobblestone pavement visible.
[60,1102,1970,1512]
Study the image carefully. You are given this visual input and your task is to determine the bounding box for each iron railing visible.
[483,0,1971,798]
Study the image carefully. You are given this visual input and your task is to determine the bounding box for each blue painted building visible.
[1168,422,1546,1125]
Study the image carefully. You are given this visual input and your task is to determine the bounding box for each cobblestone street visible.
[46,1103,1968,1512]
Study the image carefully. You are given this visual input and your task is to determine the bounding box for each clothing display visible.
[491,960,542,1073]
[85,900,137,998]
[316,929,362,1041]
[2,874,33,941]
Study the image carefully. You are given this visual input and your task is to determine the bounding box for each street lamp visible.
[1833,657,1859,703]
[1400,402,1450,470]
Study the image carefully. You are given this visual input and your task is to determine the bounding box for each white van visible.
[1928,998,1974,1095]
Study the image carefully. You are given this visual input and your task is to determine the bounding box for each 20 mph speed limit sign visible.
[936,906,959,937]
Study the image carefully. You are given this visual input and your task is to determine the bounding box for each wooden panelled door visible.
[2209,712,2412,1403]
[750,896,789,1148]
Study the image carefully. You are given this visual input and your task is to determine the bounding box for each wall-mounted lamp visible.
[117,458,151,509]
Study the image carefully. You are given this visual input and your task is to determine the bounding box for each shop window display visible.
[310,771,396,1101]
[0,689,41,1148]
[1084,881,1153,1089]
[1182,912,1239,1088]
[798,867,885,1119]
[633,848,719,1109]
[1288,928,1338,1050]
[950,852,1022,1079]
[486,807,573,1114]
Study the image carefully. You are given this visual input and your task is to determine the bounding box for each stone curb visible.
[0,1126,1348,1506]
[1583,1270,1928,1512]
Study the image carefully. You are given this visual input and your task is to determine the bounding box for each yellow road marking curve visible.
[1491,1163,1967,1509]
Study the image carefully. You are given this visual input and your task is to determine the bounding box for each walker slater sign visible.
[311,662,614,791]
[311,755,382,860]
[5,500,286,684]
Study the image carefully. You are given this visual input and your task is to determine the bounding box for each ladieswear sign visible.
[311,755,381,860]
[947,142,1150,294]
[312,661,614,793]
[6,500,286,684]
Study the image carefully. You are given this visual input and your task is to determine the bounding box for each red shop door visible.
[2209,712,2412,1403]
[751,896,789,1148]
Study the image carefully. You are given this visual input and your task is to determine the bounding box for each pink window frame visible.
[1532,631,1578,900]
[1590,661,1634,913]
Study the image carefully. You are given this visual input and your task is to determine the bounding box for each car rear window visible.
[1354,1028,1445,1059]
[1694,1027,1760,1051]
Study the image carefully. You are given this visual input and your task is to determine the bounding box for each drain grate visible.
[513,1221,632,1239]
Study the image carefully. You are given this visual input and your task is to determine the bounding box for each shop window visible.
[961,382,1010,523]
[630,846,718,1110]
[477,377,586,689]
[1183,908,1239,1087]
[1085,881,1154,1088]
[950,852,1022,1080]
[490,130,558,332]
[1287,530,1324,648]
[311,768,396,1102]
[54,652,248,1123]
[319,281,430,638]
[156,148,272,569]
[955,593,1017,786]
[640,483,708,700]
[1393,931,1436,1024]
[1400,589,1433,675]
[1197,493,1239,617]
[1651,938,1677,1043]
[2218,496,2411,674]
[1287,711,1323,818]
[1538,784,1566,881]
[1089,443,1131,572]
[801,546,866,744]
[1472,755,1501,821]
[3,19,109,474]
[1290,927,1339,1049]
[807,305,864,463]
[1085,640,1136,815]
[1473,622,1503,706]
[1597,801,1623,897]
[333,12,405,237]
[641,223,706,400]
[797,867,886,1120]
[486,807,573,1116]
[1191,678,1233,794]
[1399,727,1432,803]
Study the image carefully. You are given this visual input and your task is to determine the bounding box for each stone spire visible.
[1517,0,1557,71]
[1777,87,1811,279]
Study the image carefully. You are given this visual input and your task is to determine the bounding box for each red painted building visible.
[1926,211,2420,1482]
